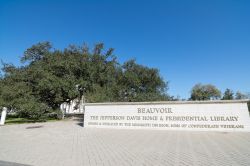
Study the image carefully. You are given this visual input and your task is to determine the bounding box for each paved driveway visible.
[0,119,250,166]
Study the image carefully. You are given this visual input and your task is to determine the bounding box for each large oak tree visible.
[0,42,169,120]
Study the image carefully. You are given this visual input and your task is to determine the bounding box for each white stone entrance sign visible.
[84,100,250,132]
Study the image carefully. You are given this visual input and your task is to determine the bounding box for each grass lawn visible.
[5,117,60,124]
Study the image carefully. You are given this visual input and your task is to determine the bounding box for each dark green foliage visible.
[21,42,52,63]
[0,42,169,120]
[222,88,234,100]
[116,60,167,102]
[190,83,221,100]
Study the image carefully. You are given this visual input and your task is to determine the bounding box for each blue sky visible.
[0,0,249,99]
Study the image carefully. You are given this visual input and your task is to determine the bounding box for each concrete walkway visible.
[0,120,250,166]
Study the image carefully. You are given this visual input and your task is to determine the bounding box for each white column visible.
[0,107,7,125]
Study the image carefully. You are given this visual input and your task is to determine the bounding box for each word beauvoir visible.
[137,107,172,114]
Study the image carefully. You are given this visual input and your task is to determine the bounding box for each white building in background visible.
[60,98,84,114]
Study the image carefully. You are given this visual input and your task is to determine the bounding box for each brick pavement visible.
[0,120,250,166]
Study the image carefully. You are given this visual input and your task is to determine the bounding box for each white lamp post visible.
[0,107,7,125]
[75,84,86,113]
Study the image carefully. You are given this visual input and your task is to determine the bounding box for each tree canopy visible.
[190,83,221,100]
[222,88,234,100]
[235,91,249,100]
[0,42,169,120]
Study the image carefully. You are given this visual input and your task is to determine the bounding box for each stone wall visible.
[84,100,250,132]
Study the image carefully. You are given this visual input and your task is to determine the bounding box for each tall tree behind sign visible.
[0,42,169,120]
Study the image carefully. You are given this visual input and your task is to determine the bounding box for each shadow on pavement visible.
[0,160,32,166]
[72,117,84,127]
